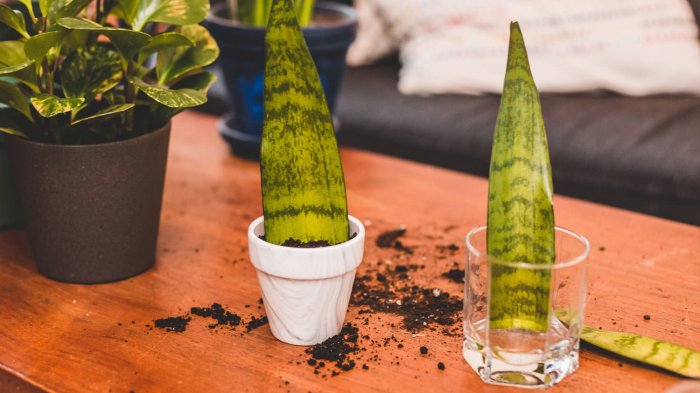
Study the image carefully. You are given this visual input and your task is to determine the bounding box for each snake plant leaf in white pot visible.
[247,0,364,346]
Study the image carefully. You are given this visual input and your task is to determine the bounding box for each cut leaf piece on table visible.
[115,0,210,32]
[57,17,152,61]
[60,46,123,100]
[486,22,554,332]
[155,24,218,86]
[0,4,29,38]
[131,78,206,108]
[260,0,348,246]
[580,326,700,379]
[71,104,134,126]
[137,32,193,66]
[31,94,84,117]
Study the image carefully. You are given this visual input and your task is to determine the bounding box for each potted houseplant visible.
[205,0,356,158]
[247,0,364,345]
[0,0,219,283]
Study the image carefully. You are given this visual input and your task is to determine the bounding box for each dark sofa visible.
[203,0,700,226]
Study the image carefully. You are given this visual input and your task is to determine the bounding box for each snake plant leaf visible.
[137,32,193,66]
[60,46,122,101]
[155,24,218,86]
[57,17,151,61]
[0,80,31,121]
[24,30,67,61]
[116,0,209,32]
[487,22,555,332]
[260,0,348,245]
[581,326,700,378]
[71,103,134,126]
[31,94,84,117]
[0,4,29,39]
[131,77,206,108]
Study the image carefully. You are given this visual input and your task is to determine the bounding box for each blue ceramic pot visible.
[205,1,357,158]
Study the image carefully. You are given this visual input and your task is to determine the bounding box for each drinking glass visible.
[463,226,590,388]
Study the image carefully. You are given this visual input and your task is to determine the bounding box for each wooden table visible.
[1,111,698,393]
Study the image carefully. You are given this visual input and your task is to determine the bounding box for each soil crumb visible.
[191,303,242,328]
[246,315,269,332]
[376,228,413,254]
[153,316,191,333]
[442,268,465,284]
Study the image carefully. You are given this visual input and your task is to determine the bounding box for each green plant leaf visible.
[71,103,134,126]
[60,46,122,101]
[116,0,210,32]
[0,80,31,120]
[131,77,206,108]
[47,0,92,23]
[24,31,66,61]
[580,326,700,378]
[137,31,193,66]
[16,0,37,22]
[155,24,218,86]
[58,17,151,61]
[30,94,84,117]
[260,0,348,245]
[0,4,29,39]
[486,22,554,332]
[0,41,37,91]
[0,107,39,138]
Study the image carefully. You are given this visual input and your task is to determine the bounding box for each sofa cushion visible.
[336,58,700,225]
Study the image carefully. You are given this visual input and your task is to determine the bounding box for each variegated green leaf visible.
[156,24,218,86]
[0,4,29,39]
[24,31,66,61]
[261,0,348,245]
[58,17,151,61]
[0,80,31,120]
[31,94,84,117]
[150,71,216,127]
[60,46,122,100]
[116,0,209,32]
[487,22,554,332]
[72,103,134,125]
[137,32,193,66]
[131,77,206,108]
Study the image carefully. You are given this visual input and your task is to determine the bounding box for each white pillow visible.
[346,0,397,66]
[373,0,700,96]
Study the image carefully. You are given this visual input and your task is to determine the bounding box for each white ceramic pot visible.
[248,215,365,345]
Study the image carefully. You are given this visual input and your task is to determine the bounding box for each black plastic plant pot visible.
[205,1,357,158]
[6,124,171,284]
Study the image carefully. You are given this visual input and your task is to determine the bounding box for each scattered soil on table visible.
[351,264,462,332]
[305,323,359,373]
[151,303,267,333]
[643,314,651,321]
[376,228,413,254]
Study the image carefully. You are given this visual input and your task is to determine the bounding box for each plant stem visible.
[123,61,136,135]
[95,0,103,21]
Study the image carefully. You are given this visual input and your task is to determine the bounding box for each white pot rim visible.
[248,215,365,280]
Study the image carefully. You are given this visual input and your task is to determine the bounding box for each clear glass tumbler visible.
[463,226,590,388]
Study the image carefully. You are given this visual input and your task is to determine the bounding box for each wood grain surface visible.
[0,111,698,393]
